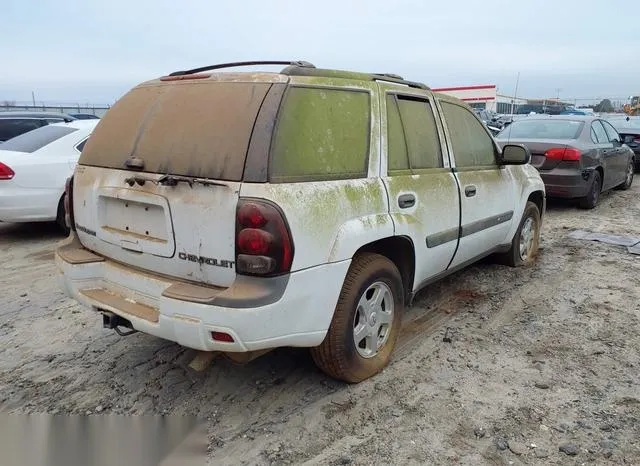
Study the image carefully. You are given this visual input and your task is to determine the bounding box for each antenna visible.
[506,72,520,143]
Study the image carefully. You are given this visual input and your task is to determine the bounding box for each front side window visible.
[591,121,608,144]
[601,120,620,143]
[441,101,496,167]
[270,87,370,182]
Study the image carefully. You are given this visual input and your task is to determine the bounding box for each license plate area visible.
[96,187,175,257]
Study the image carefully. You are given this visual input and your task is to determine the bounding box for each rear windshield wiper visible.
[124,174,227,188]
[158,175,228,188]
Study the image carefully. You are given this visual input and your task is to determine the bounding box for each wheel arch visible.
[353,235,416,305]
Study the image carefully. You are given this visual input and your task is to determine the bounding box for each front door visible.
[379,86,461,291]
[437,98,516,268]
[601,119,628,187]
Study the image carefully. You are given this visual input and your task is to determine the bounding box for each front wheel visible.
[311,253,404,383]
[616,160,634,191]
[500,201,541,267]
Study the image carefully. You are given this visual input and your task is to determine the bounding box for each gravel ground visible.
[1,182,639,465]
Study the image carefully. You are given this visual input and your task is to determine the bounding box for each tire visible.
[500,201,541,267]
[616,159,634,191]
[56,195,70,236]
[579,170,601,209]
[311,253,404,383]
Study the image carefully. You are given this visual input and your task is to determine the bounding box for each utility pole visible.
[31,91,36,107]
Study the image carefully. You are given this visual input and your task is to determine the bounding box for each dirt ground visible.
[1,182,639,465]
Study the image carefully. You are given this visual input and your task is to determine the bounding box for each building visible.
[431,84,527,114]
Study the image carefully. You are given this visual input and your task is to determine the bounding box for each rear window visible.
[269,87,370,182]
[0,124,77,152]
[0,119,43,142]
[498,119,584,140]
[79,82,271,181]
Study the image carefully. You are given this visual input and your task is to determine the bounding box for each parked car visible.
[606,116,640,169]
[496,116,634,209]
[0,111,76,142]
[69,113,101,120]
[0,119,98,232]
[56,61,545,382]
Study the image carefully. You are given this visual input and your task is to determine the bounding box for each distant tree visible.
[1,100,16,107]
[594,99,614,113]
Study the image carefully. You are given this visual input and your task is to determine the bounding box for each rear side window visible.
[0,119,43,141]
[0,124,77,153]
[269,87,370,182]
[386,94,443,174]
[79,82,271,181]
[441,102,496,167]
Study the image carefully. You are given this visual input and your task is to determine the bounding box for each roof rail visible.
[169,60,316,76]
[371,74,429,90]
[281,66,429,90]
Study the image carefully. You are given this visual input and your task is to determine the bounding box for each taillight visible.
[0,162,14,180]
[235,199,294,276]
[545,147,581,161]
[64,176,76,231]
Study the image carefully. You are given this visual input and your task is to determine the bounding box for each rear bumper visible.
[56,237,350,352]
[538,168,591,199]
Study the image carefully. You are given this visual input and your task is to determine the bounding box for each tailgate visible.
[71,78,280,288]
[73,166,240,287]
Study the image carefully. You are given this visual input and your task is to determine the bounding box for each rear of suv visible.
[56,61,545,382]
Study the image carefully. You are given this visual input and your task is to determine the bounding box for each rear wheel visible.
[56,195,70,235]
[616,160,634,190]
[311,253,403,383]
[579,170,601,209]
[500,201,541,267]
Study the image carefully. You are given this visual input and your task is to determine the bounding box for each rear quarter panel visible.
[239,179,394,271]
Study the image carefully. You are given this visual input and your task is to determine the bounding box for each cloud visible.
[1,0,637,103]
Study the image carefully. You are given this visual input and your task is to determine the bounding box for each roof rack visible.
[371,73,429,90]
[282,66,429,90]
[168,61,429,90]
[169,60,316,76]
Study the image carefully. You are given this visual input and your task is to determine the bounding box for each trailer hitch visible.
[102,311,138,336]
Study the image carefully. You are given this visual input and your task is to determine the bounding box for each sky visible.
[2,0,638,106]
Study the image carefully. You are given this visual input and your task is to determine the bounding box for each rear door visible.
[438,98,516,268]
[379,85,460,289]
[73,77,286,288]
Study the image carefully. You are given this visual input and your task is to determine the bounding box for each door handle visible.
[465,185,477,197]
[398,194,416,209]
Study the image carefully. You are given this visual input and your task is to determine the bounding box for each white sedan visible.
[0,119,99,232]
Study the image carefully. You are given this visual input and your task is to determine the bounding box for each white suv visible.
[56,61,545,382]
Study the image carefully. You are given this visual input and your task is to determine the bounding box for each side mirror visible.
[500,144,531,165]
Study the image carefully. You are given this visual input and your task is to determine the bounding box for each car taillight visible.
[64,176,76,231]
[235,199,294,276]
[545,147,581,161]
[0,162,14,180]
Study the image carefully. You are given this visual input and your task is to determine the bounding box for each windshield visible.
[0,124,77,152]
[497,119,584,139]
[608,117,640,130]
